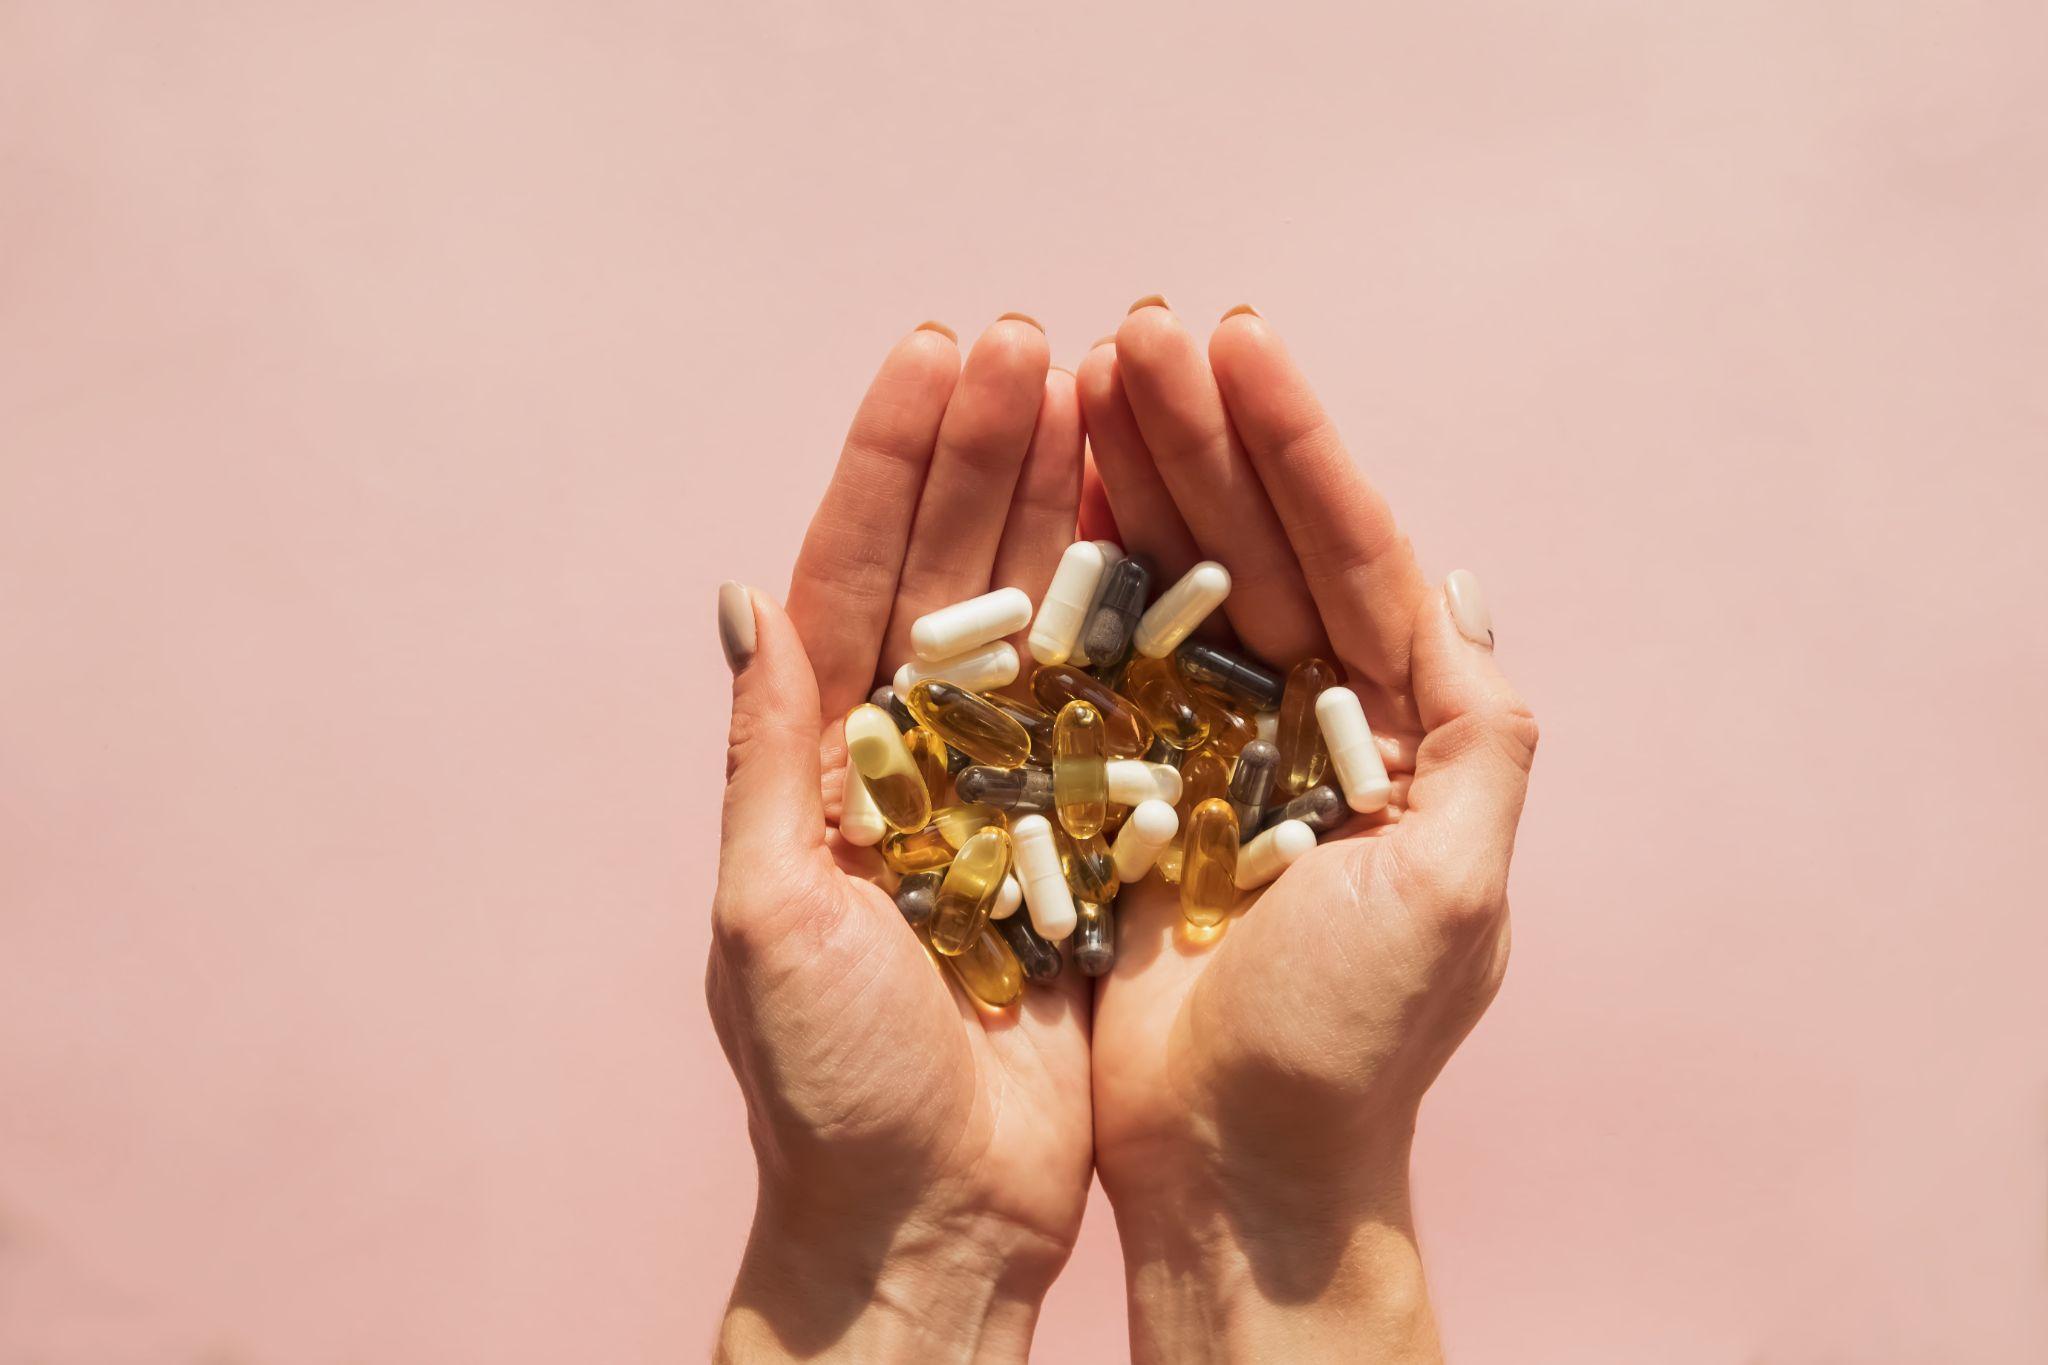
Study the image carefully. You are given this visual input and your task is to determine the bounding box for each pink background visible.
[4,3,2044,1360]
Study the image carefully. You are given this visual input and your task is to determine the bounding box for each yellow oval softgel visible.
[1052,700,1110,838]
[907,680,1034,769]
[1030,664,1152,757]
[904,725,952,805]
[1179,797,1239,929]
[1275,657,1338,798]
[880,804,1005,874]
[1120,654,1211,749]
[930,826,1014,956]
[1053,821,1121,904]
[939,924,1024,1008]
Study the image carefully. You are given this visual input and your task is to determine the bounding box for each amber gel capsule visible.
[894,870,941,926]
[985,694,1056,767]
[1190,691,1256,761]
[1274,658,1338,798]
[903,726,952,806]
[907,679,1033,768]
[956,764,1054,814]
[1176,642,1284,712]
[1179,797,1240,929]
[1053,822,1121,904]
[1160,748,1231,885]
[1121,654,1212,749]
[1077,555,1150,670]
[840,755,887,848]
[1031,663,1152,757]
[997,913,1063,982]
[845,703,931,833]
[1228,740,1280,832]
[881,804,1005,875]
[935,925,1024,1009]
[1053,700,1111,838]
[1072,901,1115,976]
[929,825,1014,956]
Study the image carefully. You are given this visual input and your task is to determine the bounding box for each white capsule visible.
[1111,799,1179,882]
[839,755,886,846]
[1069,541,1126,667]
[1010,814,1077,941]
[1235,818,1315,889]
[1134,560,1232,658]
[1315,686,1392,813]
[991,873,1023,920]
[912,587,1034,664]
[1255,710,1279,745]
[1027,544,1109,666]
[894,640,1020,695]
[1105,759,1182,807]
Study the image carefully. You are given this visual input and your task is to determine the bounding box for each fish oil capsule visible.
[1053,822,1121,904]
[845,703,931,833]
[894,869,942,925]
[907,680,1033,768]
[1191,691,1256,761]
[1258,782,1346,836]
[840,755,887,847]
[1316,686,1393,813]
[938,925,1024,1009]
[1077,556,1151,670]
[1031,663,1152,757]
[1120,654,1212,749]
[1073,900,1115,976]
[881,825,955,873]
[992,873,1023,920]
[1052,701,1111,838]
[1011,814,1077,941]
[1235,818,1314,890]
[929,826,1014,956]
[1111,798,1179,882]
[931,802,1007,845]
[1135,560,1231,659]
[1179,797,1240,929]
[1228,740,1280,832]
[870,685,919,732]
[1105,759,1182,807]
[894,640,1020,696]
[1143,734,1183,765]
[1176,642,1284,712]
[955,764,1054,814]
[904,726,952,805]
[1163,748,1232,881]
[985,694,1056,767]
[996,913,1063,982]
[913,587,1034,663]
[1274,658,1339,798]
[1028,542,1111,666]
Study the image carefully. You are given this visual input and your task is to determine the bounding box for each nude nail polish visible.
[1127,294,1170,313]
[719,581,757,672]
[1445,570,1493,649]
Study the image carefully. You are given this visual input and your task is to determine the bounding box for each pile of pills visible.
[842,542,1392,1008]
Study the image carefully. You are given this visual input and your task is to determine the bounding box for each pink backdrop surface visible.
[4,3,2045,1361]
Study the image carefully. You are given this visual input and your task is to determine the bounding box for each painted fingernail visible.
[915,320,957,341]
[997,312,1044,332]
[1127,294,1170,313]
[1445,570,1493,649]
[1220,303,1260,321]
[718,581,757,673]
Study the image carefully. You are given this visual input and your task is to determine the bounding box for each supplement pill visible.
[1134,560,1231,658]
[1228,740,1280,832]
[840,755,887,847]
[1012,814,1078,941]
[1179,798,1240,929]
[907,679,1033,768]
[895,640,1020,695]
[1258,782,1347,835]
[1111,799,1178,882]
[1176,642,1284,712]
[845,703,931,833]
[938,925,1024,1009]
[1105,759,1182,807]
[997,913,1064,982]
[1028,542,1110,666]
[1073,900,1115,976]
[912,587,1035,663]
[894,870,941,925]
[929,826,1014,956]
[1077,556,1150,669]
[956,764,1054,813]
[992,873,1023,920]
[1315,686,1392,814]
[1235,818,1314,889]
[1274,658,1338,797]
[1052,700,1111,838]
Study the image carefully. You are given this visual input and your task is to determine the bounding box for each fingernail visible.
[997,312,1044,332]
[915,320,956,341]
[1220,303,1260,322]
[1445,570,1494,649]
[1127,294,1170,314]
[719,581,757,672]
[1090,334,1116,349]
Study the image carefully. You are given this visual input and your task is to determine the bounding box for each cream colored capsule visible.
[1010,814,1077,941]
[1069,541,1125,667]
[1235,818,1314,889]
[992,873,1023,920]
[1111,799,1179,882]
[1028,543,1109,666]
[845,703,932,832]
[913,587,1034,663]
[894,640,1020,695]
[1105,759,1182,807]
[840,755,886,846]
[1134,560,1232,658]
[1315,686,1392,813]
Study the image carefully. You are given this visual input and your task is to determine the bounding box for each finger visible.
[990,368,1085,632]
[1115,301,1329,665]
[1074,340,1201,581]
[1078,455,1119,543]
[787,324,960,718]
[718,584,831,881]
[882,316,1050,668]
[1208,310,1430,691]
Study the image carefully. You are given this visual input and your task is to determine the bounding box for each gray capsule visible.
[1176,642,1284,712]
[894,870,941,926]
[955,764,1055,813]
[1143,734,1184,766]
[870,685,919,732]
[1073,901,1115,976]
[1258,782,1346,835]
[998,914,1064,982]
[1077,557,1149,670]
[1228,739,1279,831]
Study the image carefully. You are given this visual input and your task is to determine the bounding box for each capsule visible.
[894,640,1020,696]
[840,755,887,847]
[1143,734,1183,765]
[929,826,1014,956]
[985,694,1056,767]
[904,725,952,806]
[1106,759,1182,807]
[937,925,1024,1009]
[1068,542,1124,667]
[870,685,919,732]
[997,913,1063,982]
[845,703,931,833]
[1052,701,1110,838]
[1315,686,1392,813]
[907,679,1033,768]
[1031,663,1152,757]
[1190,691,1257,761]
[1176,642,1284,712]
[1179,798,1240,929]
[1111,798,1178,882]
[1135,560,1231,658]
[1228,740,1280,832]
[913,587,1034,663]
[955,764,1054,814]
[992,873,1023,920]
[1053,822,1121,904]
[1120,654,1212,749]
[880,825,955,874]
[1274,658,1339,798]
[1073,900,1115,976]
[1077,556,1151,669]
[1028,542,1110,666]
[1257,782,1347,835]
[1162,748,1232,884]
[894,869,941,925]
[1235,818,1314,890]
[1011,814,1077,941]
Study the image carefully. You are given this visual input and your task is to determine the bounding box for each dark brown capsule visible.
[997,914,1064,982]
[1076,556,1150,670]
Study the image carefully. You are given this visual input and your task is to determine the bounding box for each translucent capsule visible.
[1031,663,1152,757]
[913,587,1034,663]
[1156,845,1183,884]
[1179,797,1240,929]
[840,754,887,847]
[881,825,955,874]
[937,925,1023,1009]
[997,913,1063,982]
[1190,691,1257,761]
[992,873,1023,920]
[1120,654,1211,749]
[1052,701,1110,838]
[1135,560,1231,659]
[894,869,941,925]
[1053,822,1121,904]
[903,726,952,806]
[1315,686,1392,813]
[985,694,1056,767]
[1077,556,1150,670]
[870,685,918,732]
[1258,782,1346,836]
[1011,814,1077,941]
[1111,798,1179,882]
[1068,542,1124,668]
[1028,542,1111,666]
[1106,759,1182,807]
[1073,900,1115,976]
[929,826,1014,956]
[1143,734,1183,765]
[1228,740,1280,832]
[894,641,1020,696]
[1164,748,1233,880]
[845,703,931,833]
[1275,658,1339,798]
[907,680,1033,768]
[955,764,1054,814]
[1176,642,1284,712]
[931,803,1008,847]
[1235,818,1314,890]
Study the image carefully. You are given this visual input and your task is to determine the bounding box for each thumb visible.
[716,581,828,878]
